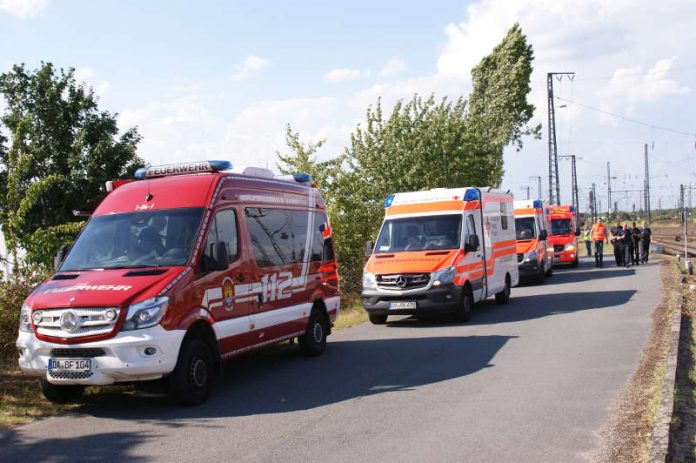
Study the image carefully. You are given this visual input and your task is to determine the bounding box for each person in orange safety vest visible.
[591,217,608,268]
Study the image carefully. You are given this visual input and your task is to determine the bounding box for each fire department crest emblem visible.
[222,277,235,311]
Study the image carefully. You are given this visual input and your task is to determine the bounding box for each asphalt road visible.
[1,256,662,462]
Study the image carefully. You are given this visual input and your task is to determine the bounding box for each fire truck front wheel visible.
[169,338,213,406]
[299,308,328,357]
[39,378,84,403]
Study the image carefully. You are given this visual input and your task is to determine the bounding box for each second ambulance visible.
[361,187,519,324]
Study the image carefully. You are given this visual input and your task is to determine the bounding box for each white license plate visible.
[389,301,417,310]
[48,358,92,373]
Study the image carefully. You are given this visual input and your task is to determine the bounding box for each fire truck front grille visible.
[33,307,121,339]
[50,348,106,358]
[377,273,430,290]
[517,253,524,263]
[48,370,93,380]
[554,245,565,252]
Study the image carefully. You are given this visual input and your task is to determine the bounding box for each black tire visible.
[571,258,579,268]
[454,286,474,322]
[495,276,511,304]
[536,262,546,284]
[169,338,214,406]
[545,261,553,277]
[368,313,388,325]
[39,378,84,403]
[299,309,328,357]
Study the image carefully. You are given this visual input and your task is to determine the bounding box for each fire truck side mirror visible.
[54,245,69,272]
[364,240,373,258]
[214,241,230,271]
[539,230,548,241]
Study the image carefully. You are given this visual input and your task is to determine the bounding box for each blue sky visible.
[1,0,696,212]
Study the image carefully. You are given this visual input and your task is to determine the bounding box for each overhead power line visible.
[555,96,695,137]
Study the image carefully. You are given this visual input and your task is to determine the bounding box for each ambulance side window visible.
[500,203,508,230]
[466,215,477,237]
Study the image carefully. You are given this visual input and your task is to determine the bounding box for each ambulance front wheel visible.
[545,263,553,277]
[455,286,473,322]
[169,338,213,406]
[299,309,328,357]
[39,378,84,403]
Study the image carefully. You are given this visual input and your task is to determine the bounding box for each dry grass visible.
[668,272,696,461]
[597,257,678,462]
[334,295,368,331]
[0,366,79,430]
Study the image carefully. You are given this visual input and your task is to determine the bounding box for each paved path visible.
[0,257,663,462]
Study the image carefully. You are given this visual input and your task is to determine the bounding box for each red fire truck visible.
[547,205,579,267]
[17,161,340,405]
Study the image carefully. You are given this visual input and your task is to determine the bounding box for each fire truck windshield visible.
[60,208,205,271]
[374,214,462,253]
[550,218,573,235]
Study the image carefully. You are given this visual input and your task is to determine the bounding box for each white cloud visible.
[379,58,407,77]
[74,66,95,82]
[0,0,47,18]
[324,68,371,83]
[230,54,270,81]
[74,66,111,97]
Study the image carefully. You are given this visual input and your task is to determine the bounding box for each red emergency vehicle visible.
[547,205,579,267]
[17,161,340,405]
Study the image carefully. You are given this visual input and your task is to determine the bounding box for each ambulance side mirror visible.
[214,241,230,271]
[465,235,480,252]
[365,240,373,258]
[539,230,548,241]
[54,245,69,272]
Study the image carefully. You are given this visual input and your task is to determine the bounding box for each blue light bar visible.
[533,199,542,209]
[292,173,313,183]
[570,205,576,213]
[463,189,479,201]
[134,160,232,179]
[385,194,395,207]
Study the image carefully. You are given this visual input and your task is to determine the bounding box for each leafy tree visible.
[0,62,143,272]
[276,124,341,188]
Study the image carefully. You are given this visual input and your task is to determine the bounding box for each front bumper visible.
[16,325,186,385]
[518,260,541,277]
[361,283,464,316]
[553,250,577,264]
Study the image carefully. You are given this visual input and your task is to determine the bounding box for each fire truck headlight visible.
[122,297,169,331]
[433,266,456,286]
[19,304,32,332]
[565,244,575,251]
[362,272,377,290]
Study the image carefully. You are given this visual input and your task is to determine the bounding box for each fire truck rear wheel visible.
[299,309,328,357]
[170,338,213,406]
[39,378,84,403]
[455,286,473,322]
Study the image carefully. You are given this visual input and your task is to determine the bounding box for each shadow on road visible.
[0,334,513,449]
[0,430,153,462]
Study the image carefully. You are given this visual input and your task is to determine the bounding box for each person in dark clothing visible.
[610,221,624,266]
[631,222,641,265]
[622,221,633,267]
[640,221,652,263]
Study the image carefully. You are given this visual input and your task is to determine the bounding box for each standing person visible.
[623,221,634,267]
[640,221,652,263]
[582,226,592,257]
[631,222,641,265]
[591,218,608,268]
[610,220,624,266]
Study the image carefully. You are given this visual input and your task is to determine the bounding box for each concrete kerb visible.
[649,262,684,462]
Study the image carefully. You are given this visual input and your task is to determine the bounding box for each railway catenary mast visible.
[547,72,574,205]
